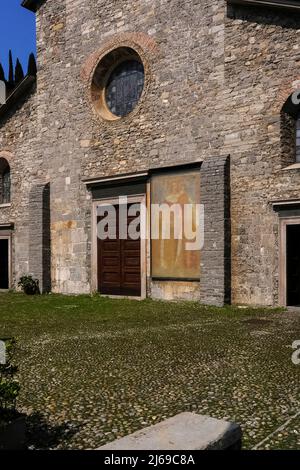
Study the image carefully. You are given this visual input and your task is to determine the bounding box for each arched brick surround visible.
[272,79,300,168]
[81,32,159,84]
[272,78,300,115]
[0,151,13,205]
[0,150,13,164]
[81,32,160,124]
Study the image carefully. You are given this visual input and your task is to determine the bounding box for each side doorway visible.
[0,236,10,290]
[280,218,300,306]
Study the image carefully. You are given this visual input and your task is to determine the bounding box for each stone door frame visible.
[0,232,12,290]
[91,194,147,299]
[279,216,300,306]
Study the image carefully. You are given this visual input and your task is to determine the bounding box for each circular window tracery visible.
[105,60,144,118]
[91,47,146,122]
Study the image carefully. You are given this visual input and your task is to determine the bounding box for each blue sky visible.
[0,0,36,79]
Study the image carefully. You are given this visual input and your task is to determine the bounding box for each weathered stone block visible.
[98,412,242,450]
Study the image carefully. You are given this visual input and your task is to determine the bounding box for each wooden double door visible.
[97,203,141,297]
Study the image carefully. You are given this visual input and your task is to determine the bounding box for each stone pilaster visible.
[200,155,231,306]
[29,183,51,293]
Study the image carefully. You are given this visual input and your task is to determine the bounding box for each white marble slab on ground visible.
[98,412,242,450]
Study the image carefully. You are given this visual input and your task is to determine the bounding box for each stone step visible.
[98,412,242,450]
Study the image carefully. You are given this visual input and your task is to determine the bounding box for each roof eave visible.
[0,75,36,121]
[21,0,45,13]
[227,0,300,11]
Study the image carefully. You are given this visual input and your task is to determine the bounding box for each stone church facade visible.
[1,0,300,306]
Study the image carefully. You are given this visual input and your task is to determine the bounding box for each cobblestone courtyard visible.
[0,293,299,449]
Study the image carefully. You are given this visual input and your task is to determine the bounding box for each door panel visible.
[97,203,141,296]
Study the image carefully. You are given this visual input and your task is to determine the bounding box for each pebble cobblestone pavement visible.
[0,293,299,450]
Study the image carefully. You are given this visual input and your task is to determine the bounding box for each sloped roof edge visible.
[0,75,36,121]
[21,0,46,13]
[227,0,300,10]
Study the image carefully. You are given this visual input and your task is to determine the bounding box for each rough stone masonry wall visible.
[36,0,89,293]
[223,4,300,305]
[0,86,42,288]
[78,0,226,177]
[7,0,300,304]
[36,0,227,297]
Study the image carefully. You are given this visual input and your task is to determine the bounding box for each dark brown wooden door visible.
[97,204,141,296]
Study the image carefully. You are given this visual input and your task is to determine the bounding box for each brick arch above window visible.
[81,32,159,85]
[81,32,160,125]
[279,89,300,168]
[0,155,11,205]
[0,150,13,163]
[272,79,300,116]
